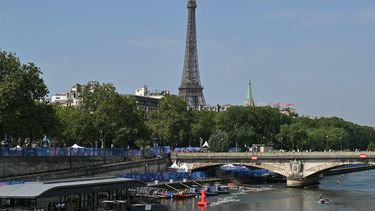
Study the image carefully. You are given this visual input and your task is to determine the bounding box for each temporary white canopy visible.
[178,163,189,173]
[202,141,209,148]
[69,144,84,149]
[13,145,22,150]
[169,161,180,170]
[220,164,247,170]
[221,164,236,168]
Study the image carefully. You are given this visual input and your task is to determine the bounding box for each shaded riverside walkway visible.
[0,147,170,179]
[1,158,168,182]
[0,147,170,157]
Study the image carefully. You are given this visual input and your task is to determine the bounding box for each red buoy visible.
[197,189,209,206]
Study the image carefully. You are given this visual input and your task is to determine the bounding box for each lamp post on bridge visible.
[234,123,239,152]
[280,137,283,151]
[262,136,266,152]
[144,163,148,174]
[291,135,295,152]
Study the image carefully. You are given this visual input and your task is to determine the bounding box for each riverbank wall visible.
[1,158,168,181]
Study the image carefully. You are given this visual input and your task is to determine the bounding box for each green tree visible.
[79,81,116,112]
[208,129,230,152]
[278,123,308,151]
[51,81,147,148]
[0,50,52,146]
[277,116,365,151]
[191,110,216,146]
[368,142,375,151]
[147,95,190,147]
[80,81,146,147]
[313,117,375,150]
[51,105,96,147]
[216,106,291,148]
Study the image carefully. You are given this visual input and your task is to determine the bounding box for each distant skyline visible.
[0,0,374,126]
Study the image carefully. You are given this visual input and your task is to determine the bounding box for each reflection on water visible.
[164,170,375,211]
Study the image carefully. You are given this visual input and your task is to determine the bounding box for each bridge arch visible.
[191,164,224,171]
[303,161,369,178]
[188,162,290,177]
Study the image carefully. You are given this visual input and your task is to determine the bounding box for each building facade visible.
[127,86,171,114]
[50,84,81,107]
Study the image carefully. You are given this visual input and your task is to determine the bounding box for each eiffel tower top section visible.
[187,0,197,8]
[178,0,206,108]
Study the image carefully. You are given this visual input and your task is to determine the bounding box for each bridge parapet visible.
[172,151,375,160]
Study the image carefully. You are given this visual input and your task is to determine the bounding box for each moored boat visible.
[187,185,201,196]
[227,183,239,190]
[214,183,230,194]
[202,184,218,196]
[158,191,174,199]
[173,192,195,199]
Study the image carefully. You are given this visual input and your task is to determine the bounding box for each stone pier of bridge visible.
[171,151,375,187]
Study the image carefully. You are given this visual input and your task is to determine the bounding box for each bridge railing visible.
[171,151,375,159]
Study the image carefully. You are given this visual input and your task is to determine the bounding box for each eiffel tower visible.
[178,0,206,109]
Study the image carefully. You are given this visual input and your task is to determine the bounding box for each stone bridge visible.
[171,151,375,187]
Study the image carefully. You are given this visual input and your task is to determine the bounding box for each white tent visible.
[220,164,247,170]
[13,145,22,150]
[178,163,189,173]
[202,141,209,148]
[169,161,180,170]
[220,164,236,169]
[69,144,84,149]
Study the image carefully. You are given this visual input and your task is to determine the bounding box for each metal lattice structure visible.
[178,0,206,109]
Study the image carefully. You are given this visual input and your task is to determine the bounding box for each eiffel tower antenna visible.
[178,0,206,109]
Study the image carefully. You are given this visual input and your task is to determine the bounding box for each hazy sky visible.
[1,0,374,126]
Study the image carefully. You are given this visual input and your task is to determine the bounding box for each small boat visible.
[319,198,329,204]
[187,186,201,195]
[227,183,239,190]
[159,192,174,199]
[318,195,329,204]
[173,192,195,199]
[202,184,218,196]
[214,184,230,194]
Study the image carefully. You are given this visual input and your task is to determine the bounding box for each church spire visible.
[244,79,255,107]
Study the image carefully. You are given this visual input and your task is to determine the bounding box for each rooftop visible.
[0,177,145,199]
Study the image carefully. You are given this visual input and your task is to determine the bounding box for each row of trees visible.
[0,51,53,145]
[51,81,148,148]
[1,50,375,151]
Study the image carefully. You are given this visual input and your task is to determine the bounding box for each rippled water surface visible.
[163,169,375,211]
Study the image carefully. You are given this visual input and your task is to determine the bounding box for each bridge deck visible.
[172,151,375,160]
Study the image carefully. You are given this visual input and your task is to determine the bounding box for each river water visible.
[163,170,375,211]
